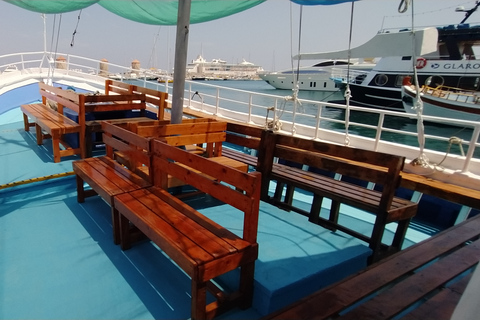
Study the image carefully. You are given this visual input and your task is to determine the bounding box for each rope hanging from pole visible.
[343,0,356,146]
[404,0,430,169]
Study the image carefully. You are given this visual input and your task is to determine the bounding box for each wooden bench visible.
[256,130,418,263]
[263,213,480,320]
[114,138,261,320]
[21,82,83,162]
[72,121,152,244]
[130,118,226,157]
[221,122,263,169]
[84,80,150,157]
[105,79,169,120]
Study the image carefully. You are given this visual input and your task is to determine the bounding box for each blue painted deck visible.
[0,109,431,319]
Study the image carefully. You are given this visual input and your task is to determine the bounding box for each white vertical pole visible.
[171,0,192,124]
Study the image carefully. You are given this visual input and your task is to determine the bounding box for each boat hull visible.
[402,85,480,121]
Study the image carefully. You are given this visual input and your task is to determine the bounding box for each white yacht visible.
[186,54,263,80]
[258,59,375,91]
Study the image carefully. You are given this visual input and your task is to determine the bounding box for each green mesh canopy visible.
[3,0,265,25]
[3,0,357,25]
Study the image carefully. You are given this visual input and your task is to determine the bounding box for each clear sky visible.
[0,0,477,72]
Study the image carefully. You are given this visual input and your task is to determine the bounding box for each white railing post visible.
[314,104,322,140]
[215,87,220,115]
[248,94,253,123]
[374,113,386,152]
[462,125,480,172]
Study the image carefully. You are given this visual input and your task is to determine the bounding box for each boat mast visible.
[171,0,192,124]
[458,1,480,24]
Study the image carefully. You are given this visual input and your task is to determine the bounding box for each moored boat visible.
[402,83,480,122]
[258,59,375,92]
[340,23,480,111]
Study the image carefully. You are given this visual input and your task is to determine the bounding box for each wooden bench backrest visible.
[131,119,227,157]
[257,130,405,213]
[101,121,151,179]
[39,82,83,116]
[152,139,261,243]
[225,122,263,150]
[104,79,133,95]
[106,80,169,120]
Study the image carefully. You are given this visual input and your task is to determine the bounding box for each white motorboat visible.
[258,59,375,91]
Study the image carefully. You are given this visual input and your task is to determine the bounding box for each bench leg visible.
[52,133,61,163]
[330,200,341,226]
[76,175,85,203]
[119,213,131,250]
[191,280,207,320]
[369,214,389,264]
[284,185,294,206]
[111,206,121,245]
[273,182,284,201]
[239,261,255,309]
[35,124,43,145]
[391,218,411,251]
[309,194,323,224]
[23,113,30,132]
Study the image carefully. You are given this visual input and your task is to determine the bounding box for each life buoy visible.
[416,57,427,69]
[402,76,412,86]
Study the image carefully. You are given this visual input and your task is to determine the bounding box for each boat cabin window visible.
[312,61,350,67]
[395,75,411,87]
[438,43,450,60]
[458,76,480,90]
[425,75,444,88]
[374,74,388,86]
[461,43,476,60]
[401,56,412,61]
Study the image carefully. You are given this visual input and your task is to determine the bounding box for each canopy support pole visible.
[171,0,192,124]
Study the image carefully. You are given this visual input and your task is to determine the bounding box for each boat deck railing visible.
[2,51,480,182]
[330,67,369,84]
[423,85,480,104]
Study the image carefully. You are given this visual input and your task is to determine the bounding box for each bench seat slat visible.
[222,148,258,168]
[21,103,80,132]
[148,186,251,251]
[339,238,480,320]
[400,272,472,320]
[73,158,148,202]
[115,190,219,270]
[134,188,242,257]
[272,165,417,221]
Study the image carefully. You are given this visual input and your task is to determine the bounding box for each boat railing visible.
[422,85,480,104]
[0,51,165,83]
[2,51,480,178]
[330,68,369,84]
[166,80,480,177]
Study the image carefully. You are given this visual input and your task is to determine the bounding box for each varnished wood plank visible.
[401,272,472,320]
[338,239,480,319]
[148,186,251,251]
[401,171,480,209]
[114,191,214,272]
[133,188,239,257]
